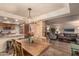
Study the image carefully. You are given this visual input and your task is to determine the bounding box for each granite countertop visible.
[0,34,24,38]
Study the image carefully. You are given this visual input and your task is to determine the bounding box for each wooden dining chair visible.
[15,41,24,56]
[11,39,17,56]
[11,39,24,56]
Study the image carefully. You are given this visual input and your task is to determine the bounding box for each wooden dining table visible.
[15,38,50,56]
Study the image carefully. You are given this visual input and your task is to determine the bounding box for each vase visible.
[28,36,33,44]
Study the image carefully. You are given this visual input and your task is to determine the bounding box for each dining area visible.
[1,3,79,56]
[5,36,50,56]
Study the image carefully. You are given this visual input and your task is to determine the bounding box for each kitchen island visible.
[0,34,24,52]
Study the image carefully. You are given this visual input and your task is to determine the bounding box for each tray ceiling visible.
[0,3,65,17]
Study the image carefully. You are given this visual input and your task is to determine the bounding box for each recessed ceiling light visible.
[15,19,18,21]
[4,17,8,20]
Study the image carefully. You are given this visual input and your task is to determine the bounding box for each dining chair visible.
[71,43,79,56]
[11,39,17,56]
[15,41,24,56]
[11,39,24,56]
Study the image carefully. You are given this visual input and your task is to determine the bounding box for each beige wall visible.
[30,20,45,38]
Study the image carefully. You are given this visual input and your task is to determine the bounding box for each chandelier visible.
[28,8,32,18]
[27,8,32,23]
[27,8,32,32]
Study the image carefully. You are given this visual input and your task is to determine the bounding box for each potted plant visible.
[25,32,34,43]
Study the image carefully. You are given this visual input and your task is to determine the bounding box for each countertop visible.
[0,34,24,38]
[0,34,24,52]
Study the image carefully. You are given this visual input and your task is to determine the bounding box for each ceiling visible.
[0,3,79,24]
[45,3,79,25]
[45,15,79,25]
[0,3,65,17]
